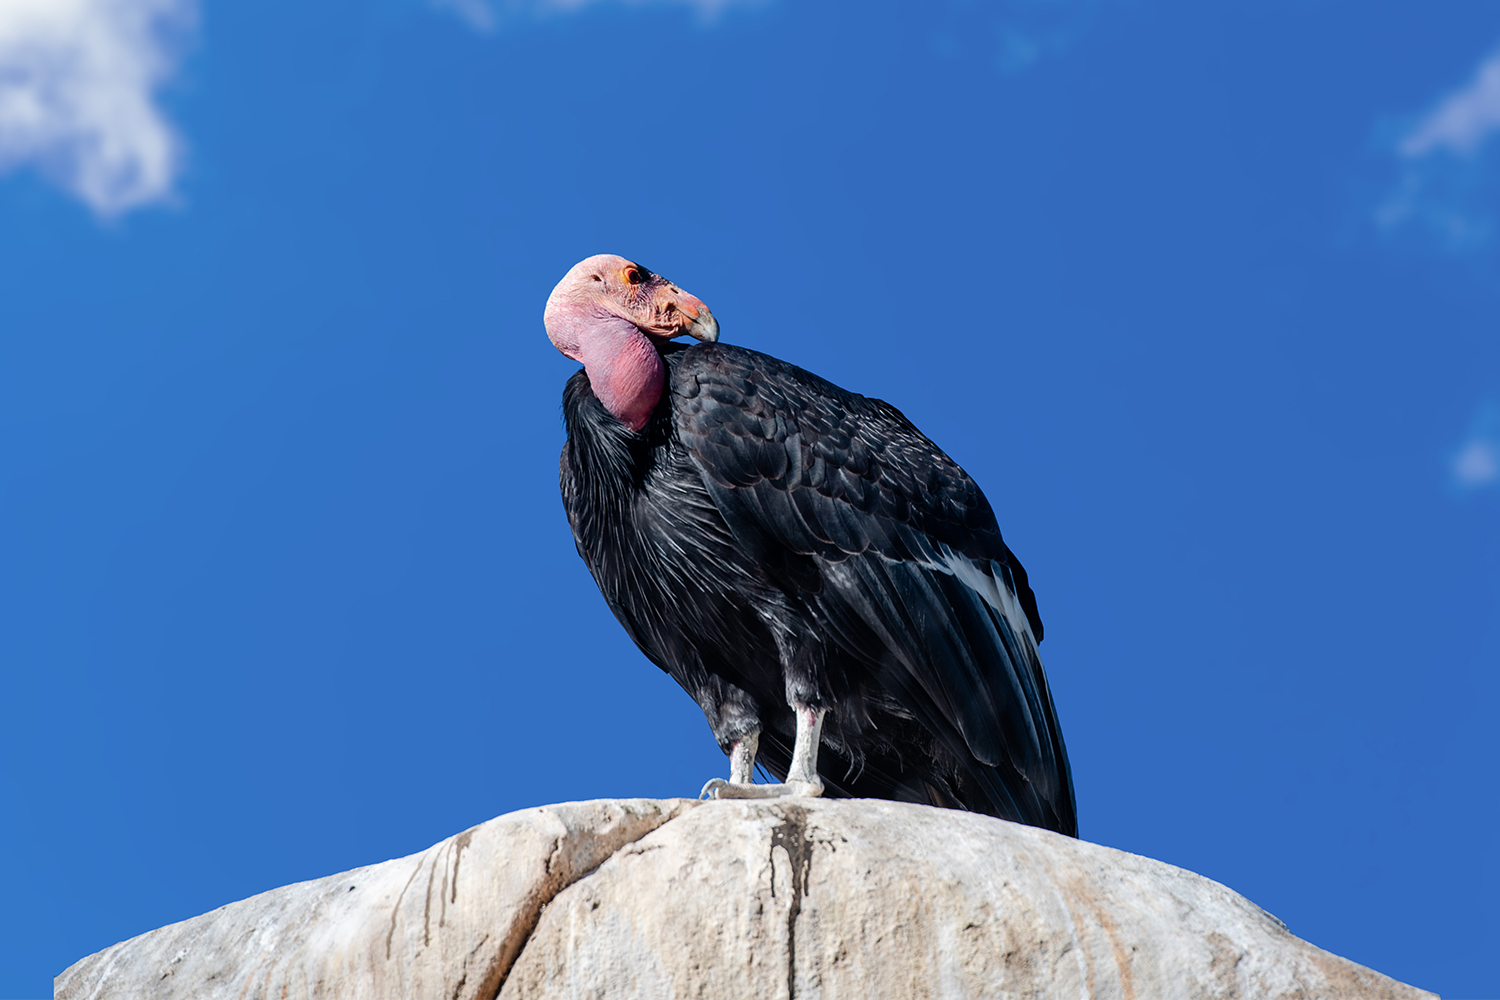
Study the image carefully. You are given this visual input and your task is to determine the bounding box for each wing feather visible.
[672,344,1073,830]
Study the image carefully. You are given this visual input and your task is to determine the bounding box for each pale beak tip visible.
[691,307,720,344]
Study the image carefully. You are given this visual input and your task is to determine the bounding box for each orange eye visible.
[624,268,643,285]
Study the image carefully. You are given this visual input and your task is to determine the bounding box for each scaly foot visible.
[699,777,824,800]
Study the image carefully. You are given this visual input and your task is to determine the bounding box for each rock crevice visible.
[57,798,695,1000]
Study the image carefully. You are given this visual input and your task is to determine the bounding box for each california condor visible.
[547,254,1076,836]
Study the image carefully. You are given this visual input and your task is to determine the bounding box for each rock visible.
[56,797,1435,1000]
[55,799,694,1000]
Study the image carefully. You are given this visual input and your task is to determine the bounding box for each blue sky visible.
[2,0,1498,996]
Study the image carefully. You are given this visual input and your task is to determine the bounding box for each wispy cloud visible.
[929,0,1118,75]
[1452,400,1500,492]
[0,0,193,217]
[1377,46,1500,253]
[433,0,497,33]
[1401,54,1500,158]
[432,0,754,34]
[435,0,1110,75]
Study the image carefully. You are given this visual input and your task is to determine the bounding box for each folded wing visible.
[672,344,1075,834]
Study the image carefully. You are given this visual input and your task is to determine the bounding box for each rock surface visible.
[56,797,1435,1000]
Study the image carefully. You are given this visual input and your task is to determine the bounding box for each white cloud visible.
[932,0,1111,76]
[1376,46,1500,253]
[1453,439,1498,487]
[1452,401,1500,491]
[1401,51,1500,158]
[433,0,753,34]
[433,0,496,33]
[0,0,193,216]
[540,0,743,10]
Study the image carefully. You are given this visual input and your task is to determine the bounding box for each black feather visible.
[560,341,1076,836]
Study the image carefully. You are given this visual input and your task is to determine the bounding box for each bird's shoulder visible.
[667,342,1006,560]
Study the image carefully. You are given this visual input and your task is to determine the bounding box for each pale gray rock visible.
[55,799,694,1000]
[57,797,1436,1000]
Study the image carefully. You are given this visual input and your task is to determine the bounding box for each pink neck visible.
[576,318,665,432]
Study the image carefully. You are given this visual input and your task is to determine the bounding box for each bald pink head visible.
[544,255,719,431]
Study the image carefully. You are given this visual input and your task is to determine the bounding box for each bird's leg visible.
[700,730,762,799]
[700,706,826,801]
[784,705,825,787]
[730,730,759,784]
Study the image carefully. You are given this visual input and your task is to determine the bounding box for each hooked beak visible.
[648,283,719,343]
[685,303,719,343]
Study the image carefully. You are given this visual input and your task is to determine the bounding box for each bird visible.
[546,254,1077,836]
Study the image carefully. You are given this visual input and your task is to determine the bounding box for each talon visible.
[699,778,730,800]
[699,779,823,800]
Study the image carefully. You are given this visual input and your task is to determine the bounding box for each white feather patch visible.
[884,541,1039,649]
